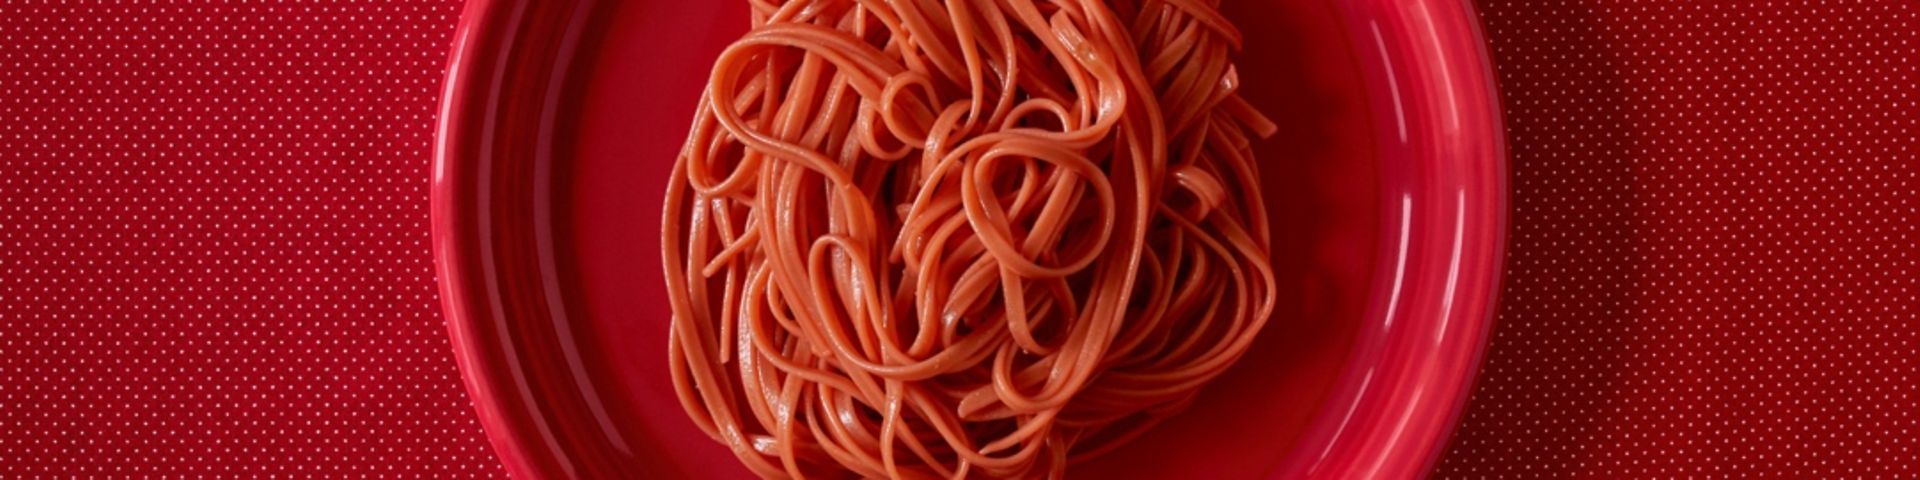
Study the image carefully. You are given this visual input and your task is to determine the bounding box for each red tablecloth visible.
[0,1,502,476]
[1437,1,1919,477]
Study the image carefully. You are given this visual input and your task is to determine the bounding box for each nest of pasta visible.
[663,0,1277,477]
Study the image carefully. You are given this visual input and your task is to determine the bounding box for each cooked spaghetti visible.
[662,0,1277,477]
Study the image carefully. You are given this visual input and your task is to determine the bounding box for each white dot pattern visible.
[1439,0,1919,477]
[0,1,502,476]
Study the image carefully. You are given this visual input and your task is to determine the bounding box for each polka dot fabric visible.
[0,1,500,477]
[1438,0,1919,477]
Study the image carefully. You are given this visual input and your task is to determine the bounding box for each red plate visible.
[430,0,1505,478]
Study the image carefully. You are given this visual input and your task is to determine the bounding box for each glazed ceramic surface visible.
[430,0,1505,477]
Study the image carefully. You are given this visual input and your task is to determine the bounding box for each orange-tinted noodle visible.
[663,0,1277,477]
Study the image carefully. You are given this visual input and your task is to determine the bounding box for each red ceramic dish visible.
[430,0,1505,478]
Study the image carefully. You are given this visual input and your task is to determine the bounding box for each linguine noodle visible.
[663,0,1277,477]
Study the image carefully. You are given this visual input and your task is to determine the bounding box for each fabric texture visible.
[0,1,502,476]
[1437,1,1919,476]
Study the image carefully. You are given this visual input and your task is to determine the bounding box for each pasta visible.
[662,0,1277,477]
